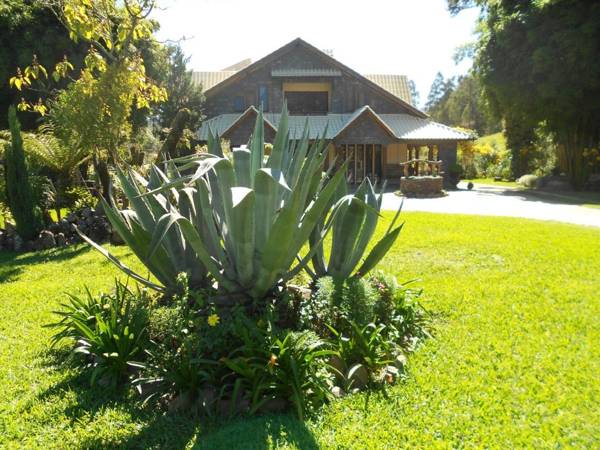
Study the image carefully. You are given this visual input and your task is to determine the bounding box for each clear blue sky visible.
[153,0,479,108]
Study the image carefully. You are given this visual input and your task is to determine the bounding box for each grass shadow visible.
[35,345,319,449]
[192,414,320,450]
[33,348,132,420]
[0,245,91,283]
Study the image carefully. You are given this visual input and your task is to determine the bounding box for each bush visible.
[327,320,396,390]
[47,280,152,388]
[302,274,430,343]
[300,276,379,334]
[138,295,235,411]
[4,106,44,239]
[63,186,96,210]
[47,270,431,416]
[517,174,539,188]
[224,326,333,419]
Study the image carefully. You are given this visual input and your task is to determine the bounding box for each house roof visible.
[364,75,412,105]
[197,106,473,142]
[221,58,252,72]
[191,71,236,90]
[193,38,425,117]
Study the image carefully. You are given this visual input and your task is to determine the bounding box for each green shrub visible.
[63,186,96,210]
[47,280,152,388]
[300,276,379,334]
[327,320,395,390]
[138,286,246,411]
[4,106,44,240]
[224,326,333,420]
[369,272,431,349]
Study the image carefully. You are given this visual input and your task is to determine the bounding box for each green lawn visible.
[464,177,521,188]
[1,212,599,448]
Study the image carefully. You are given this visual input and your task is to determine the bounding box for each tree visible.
[444,73,499,136]
[408,79,420,107]
[0,0,86,129]
[10,0,168,200]
[3,106,44,240]
[451,0,600,188]
[154,44,204,130]
[425,73,455,125]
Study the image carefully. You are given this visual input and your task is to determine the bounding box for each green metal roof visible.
[197,106,472,142]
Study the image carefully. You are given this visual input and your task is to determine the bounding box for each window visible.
[285,91,329,115]
[258,85,269,111]
[233,96,245,112]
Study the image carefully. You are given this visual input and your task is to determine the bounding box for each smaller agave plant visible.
[78,105,403,302]
[309,177,403,281]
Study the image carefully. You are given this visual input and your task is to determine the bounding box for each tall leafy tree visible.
[0,0,85,129]
[425,72,455,125]
[450,0,600,187]
[10,0,168,200]
[445,73,499,136]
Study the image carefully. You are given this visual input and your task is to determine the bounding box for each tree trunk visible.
[93,155,112,203]
[159,108,191,161]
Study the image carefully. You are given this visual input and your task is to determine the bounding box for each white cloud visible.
[153,0,479,108]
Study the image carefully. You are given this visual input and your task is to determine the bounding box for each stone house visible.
[196,38,471,185]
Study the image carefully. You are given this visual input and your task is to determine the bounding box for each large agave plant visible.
[79,105,402,301]
[81,107,347,299]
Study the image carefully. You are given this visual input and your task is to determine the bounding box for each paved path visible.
[382,182,600,227]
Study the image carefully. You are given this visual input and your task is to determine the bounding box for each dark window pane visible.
[285,91,328,115]
[233,96,245,112]
[258,85,269,111]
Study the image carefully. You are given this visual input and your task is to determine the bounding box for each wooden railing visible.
[399,159,443,177]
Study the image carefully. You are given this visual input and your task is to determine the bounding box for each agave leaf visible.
[355,223,404,277]
[267,104,288,171]
[75,225,164,291]
[230,187,256,287]
[232,148,252,187]
[249,109,265,179]
[207,127,224,157]
[254,168,290,250]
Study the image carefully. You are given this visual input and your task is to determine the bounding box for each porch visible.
[328,142,456,187]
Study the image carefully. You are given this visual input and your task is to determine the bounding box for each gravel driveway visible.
[382,182,600,227]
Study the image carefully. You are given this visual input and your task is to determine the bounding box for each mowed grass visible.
[464,177,521,188]
[1,212,599,449]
